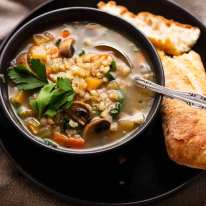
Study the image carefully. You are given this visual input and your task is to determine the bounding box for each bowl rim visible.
[0,7,165,155]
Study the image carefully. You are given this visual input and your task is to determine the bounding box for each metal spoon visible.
[95,43,206,109]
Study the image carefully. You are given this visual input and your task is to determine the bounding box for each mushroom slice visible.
[33,32,54,45]
[83,117,111,138]
[16,52,29,67]
[59,38,75,58]
[69,101,91,126]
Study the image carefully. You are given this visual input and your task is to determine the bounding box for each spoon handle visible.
[133,76,206,109]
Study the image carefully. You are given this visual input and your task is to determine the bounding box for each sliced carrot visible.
[52,132,85,148]
[66,137,85,148]
[52,132,68,146]
[61,30,70,38]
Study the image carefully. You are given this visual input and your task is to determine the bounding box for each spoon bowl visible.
[95,42,206,109]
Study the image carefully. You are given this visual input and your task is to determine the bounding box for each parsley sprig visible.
[8,59,48,90]
[30,78,75,117]
[8,59,75,117]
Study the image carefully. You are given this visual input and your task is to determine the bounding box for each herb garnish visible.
[79,49,86,56]
[105,60,117,81]
[105,72,115,81]
[55,39,62,47]
[110,60,117,72]
[43,139,58,148]
[8,59,48,90]
[109,90,124,118]
[30,78,75,117]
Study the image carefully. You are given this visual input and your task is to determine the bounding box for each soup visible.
[8,22,154,149]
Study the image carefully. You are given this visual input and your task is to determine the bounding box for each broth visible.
[8,22,154,149]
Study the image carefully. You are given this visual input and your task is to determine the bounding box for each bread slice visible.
[159,50,206,169]
[98,1,200,55]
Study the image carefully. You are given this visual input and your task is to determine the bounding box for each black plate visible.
[0,0,205,205]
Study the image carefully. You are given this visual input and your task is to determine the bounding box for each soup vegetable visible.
[8,22,154,149]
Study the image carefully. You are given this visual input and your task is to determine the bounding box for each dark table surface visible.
[1,0,206,205]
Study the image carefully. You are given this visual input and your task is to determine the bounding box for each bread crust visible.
[159,50,206,169]
[98,1,200,55]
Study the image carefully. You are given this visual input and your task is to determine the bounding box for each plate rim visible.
[0,0,205,205]
[0,138,204,206]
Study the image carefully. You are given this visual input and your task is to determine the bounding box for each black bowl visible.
[0,7,164,155]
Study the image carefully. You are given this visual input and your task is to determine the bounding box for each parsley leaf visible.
[8,59,48,91]
[55,39,62,47]
[44,109,57,117]
[105,72,115,81]
[30,78,75,117]
[105,60,117,81]
[30,59,48,83]
[109,90,124,118]
[110,60,117,72]
[109,102,122,118]
[57,78,73,92]
[43,139,58,148]
[31,83,55,116]
[45,92,75,117]
[8,65,46,90]
[79,49,85,56]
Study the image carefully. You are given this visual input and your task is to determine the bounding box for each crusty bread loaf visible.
[98,1,200,55]
[159,50,206,169]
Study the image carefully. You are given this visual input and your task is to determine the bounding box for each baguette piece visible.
[98,1,200,56]
[159,50,206,169]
